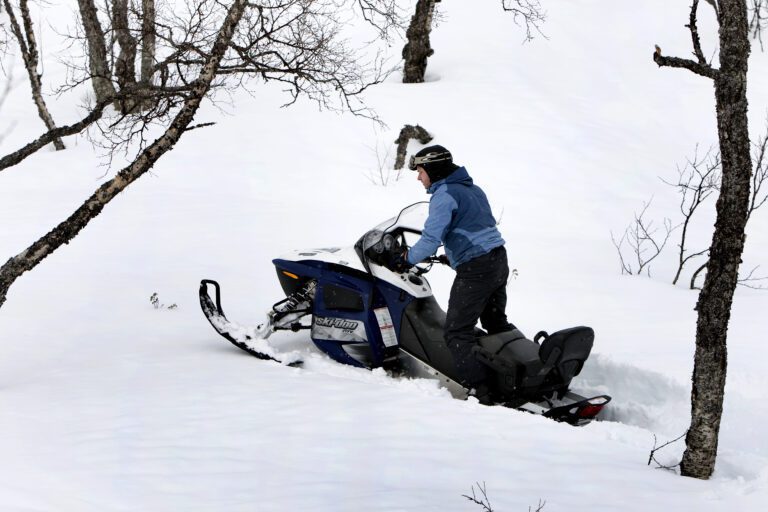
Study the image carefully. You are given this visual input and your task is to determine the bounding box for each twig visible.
[738,265,768,289]
[661,145,721,285]
[462,482,494,512]
[648,431,687,471]
[185,121,216,132]
[687,0,708,64]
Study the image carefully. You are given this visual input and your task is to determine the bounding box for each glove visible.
[388,247,413,273]
[436,254,450,266]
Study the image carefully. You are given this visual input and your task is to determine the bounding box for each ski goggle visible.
[408,151,452,171]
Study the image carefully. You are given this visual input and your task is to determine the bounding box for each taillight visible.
[577,403,605,418]
[577,396,610,418]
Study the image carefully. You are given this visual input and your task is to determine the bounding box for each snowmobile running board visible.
[199,280,302,366]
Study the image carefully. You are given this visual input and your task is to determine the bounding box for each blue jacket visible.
[407,167,504,269]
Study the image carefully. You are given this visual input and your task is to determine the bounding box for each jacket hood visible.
[427,166,472,194]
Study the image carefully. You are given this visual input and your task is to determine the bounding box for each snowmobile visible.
[199,203,610,425]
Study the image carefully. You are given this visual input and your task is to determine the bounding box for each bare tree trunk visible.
[138,0,156,110]
[681,0,752,479]
[140,0,155,85]
[0,0,248,310]
[112,1,136,86]
[77,0,117,104]
[4,0,65,150]
[112,0,138,113]
[653,0,752,479]
[402,0,436,83]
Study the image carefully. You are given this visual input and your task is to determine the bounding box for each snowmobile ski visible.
[199,280,303,366]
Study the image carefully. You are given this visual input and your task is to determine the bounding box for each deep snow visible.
[1,1,768,510]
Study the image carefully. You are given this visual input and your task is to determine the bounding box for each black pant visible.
[444,246,514,387]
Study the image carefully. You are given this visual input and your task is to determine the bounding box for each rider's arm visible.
[407,190,457,265]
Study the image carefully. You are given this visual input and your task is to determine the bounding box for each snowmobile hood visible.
[276,246,367,273]
[427,166,472,194]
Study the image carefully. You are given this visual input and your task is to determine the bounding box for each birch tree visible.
[653,0,753,479]
[0,0,393,308]
[3,0,65,149]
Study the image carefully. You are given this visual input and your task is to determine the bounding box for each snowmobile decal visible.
[312,316,367,342]
[374,307,398,347]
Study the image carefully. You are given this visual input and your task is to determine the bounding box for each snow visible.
[1,0,768,510]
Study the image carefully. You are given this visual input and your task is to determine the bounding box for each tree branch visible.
[3,0,66,149]
[688,0,708,64]
[501,0,546,42]
[654,1,720,79]
[0,0,249,309]
[653,47,719,79]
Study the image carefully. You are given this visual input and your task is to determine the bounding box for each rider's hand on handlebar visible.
[436,254,450,266]
[390,247,413,273]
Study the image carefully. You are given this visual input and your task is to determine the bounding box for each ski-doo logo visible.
[315,317,359,331]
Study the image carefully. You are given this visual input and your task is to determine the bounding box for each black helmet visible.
[408,144,460,182]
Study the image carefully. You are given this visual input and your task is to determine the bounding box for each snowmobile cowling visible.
[199,203,611,425]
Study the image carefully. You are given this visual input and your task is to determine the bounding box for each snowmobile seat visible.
[475,330,547,391]
[538,326,594,383]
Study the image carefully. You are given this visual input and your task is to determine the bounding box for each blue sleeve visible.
[407,190,457,264]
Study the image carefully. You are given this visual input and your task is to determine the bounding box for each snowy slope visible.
[1,0,768,510]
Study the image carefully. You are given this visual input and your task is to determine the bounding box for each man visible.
[400,145,515,399]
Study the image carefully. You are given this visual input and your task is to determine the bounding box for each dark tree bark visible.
[0,0,388,306]
[394,124,432,169]
[137,0,157,110]
[0,99,109,171]
[654,0,752,479]
[77,0,117,104]
[112,0,137,87]
[402,0,436,83]
[140,0,155,85]
[3,0,65,150]
[0,0,249,309]
[112,0,139,113]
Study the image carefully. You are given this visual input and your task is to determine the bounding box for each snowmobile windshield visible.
[356,202,429,269]
[371,202,429,235]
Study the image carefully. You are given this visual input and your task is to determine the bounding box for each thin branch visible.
[690,259,708,290]
[748,122,768,220]
[738,265,768,289]
[611,229,633,275]
[687,0,708,64]
[662,145,721,285]
[750,0,767,50]
[462,482,494,512]
[612,198,677,277]
[184,120,215,131]
[501,0,546,42]
[648,431,687,471]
